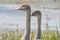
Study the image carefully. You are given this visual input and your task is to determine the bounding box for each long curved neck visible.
[21,10,31,40]
[35,16,41,39]
[25,10,31,40]
[26,10,31,33]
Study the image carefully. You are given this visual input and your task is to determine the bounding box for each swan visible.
[32,10,42,40]
[16,4,31,40]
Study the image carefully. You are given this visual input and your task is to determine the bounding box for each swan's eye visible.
[22,5,25,7]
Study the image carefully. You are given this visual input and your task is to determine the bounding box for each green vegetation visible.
[0,30,60,40]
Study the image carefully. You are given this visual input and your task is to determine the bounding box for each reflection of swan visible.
[32,10,42,40]
[16,5,31,40]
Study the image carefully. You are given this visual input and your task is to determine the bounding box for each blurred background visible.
[0,0,60,40]
[0,0,60,9]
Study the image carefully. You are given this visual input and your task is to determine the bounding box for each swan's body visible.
[32,10,42,40]
[16,5,31,40]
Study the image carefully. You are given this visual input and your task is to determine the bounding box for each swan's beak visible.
[15,7,22,10]
[30,14,32,16]
[31,14,34,16]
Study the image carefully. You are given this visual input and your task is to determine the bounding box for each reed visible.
[1,30,60,40]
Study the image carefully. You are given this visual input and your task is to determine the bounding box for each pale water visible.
[0,4,60,31]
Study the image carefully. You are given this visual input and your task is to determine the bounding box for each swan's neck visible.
[21,10,31,40]
[35,16,41,39]
[26,10,31,33]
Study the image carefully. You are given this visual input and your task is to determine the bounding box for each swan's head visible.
[32,10,41,17]
[16,5,31,11]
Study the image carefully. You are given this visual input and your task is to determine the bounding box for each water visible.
[0,4,60,31]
